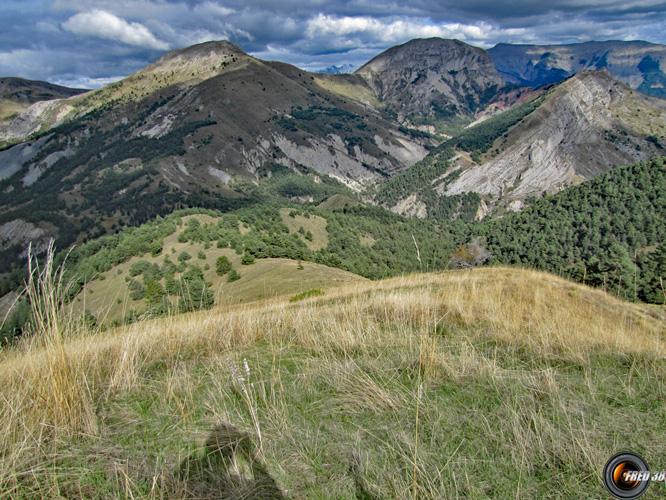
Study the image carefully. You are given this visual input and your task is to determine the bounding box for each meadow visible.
[0,255,664,498]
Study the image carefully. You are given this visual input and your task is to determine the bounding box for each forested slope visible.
[482,157,666,302]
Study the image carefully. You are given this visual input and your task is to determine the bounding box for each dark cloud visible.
[0,0,664,87]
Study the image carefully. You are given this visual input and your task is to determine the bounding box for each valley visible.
[0,5,665,496]
[0,36,663,339]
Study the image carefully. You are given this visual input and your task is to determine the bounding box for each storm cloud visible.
[1,0,665,87]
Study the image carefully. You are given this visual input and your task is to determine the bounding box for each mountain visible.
[0,41,251,146]
[442,71,666,208]
[0,77,86,123]
[318,64,357,75]
[0,41,433,273]
[489,40,666,98]
[355,38,506,132]
[376,70,665,217]
[1,38,665,295]
[8,155,655,336]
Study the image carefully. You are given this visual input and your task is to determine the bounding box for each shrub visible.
[216,256,232,276]
[128,280,145,301]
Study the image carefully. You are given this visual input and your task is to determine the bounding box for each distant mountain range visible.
[318,64,357,75]
[489,40,666,98]
[0,37,663,282]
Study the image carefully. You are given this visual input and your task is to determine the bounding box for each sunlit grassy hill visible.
[0,267,664,497]
[73,212,361,324]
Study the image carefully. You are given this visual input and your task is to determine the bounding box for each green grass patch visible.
[289,288,325,302]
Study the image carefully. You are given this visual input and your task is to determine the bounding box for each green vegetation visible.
[375,148,481,220]
[4,156,663,339]
[2,149,664,341]
[215,256,232,276]
[442,95,545,156]
[376,147,454,206]
[483,157,666,302]
[289,288,324,302]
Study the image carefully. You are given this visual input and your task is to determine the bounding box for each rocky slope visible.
[356,38,506,132]
[0,41,430,272]
[443,71,666,209]
[489,40,666,98]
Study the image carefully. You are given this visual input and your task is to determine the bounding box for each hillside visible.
[489,40,666,98]
[1,156,663,340]
[0,42,432,275]
[71,212,365,324]
[377,71,666,214]
[0,267,663,497]
[356,38,506,133]
[443,71,666,206]
[480,157,666,303]
[0,77,86,123]
[48,200,465,328]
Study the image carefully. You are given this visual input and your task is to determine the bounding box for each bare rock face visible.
[356,38,505,125]
[392,193,427,219]
[445,71,666,205]
[0,219,52,257]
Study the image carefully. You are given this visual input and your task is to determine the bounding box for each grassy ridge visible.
[0,267,663,497]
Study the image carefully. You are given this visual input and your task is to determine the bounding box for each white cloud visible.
[193,2,236,18]
[52,75,124,89]
[305,14,528,47]
[62,10,169,50]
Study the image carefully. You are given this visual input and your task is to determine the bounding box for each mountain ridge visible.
[0,37,664,287]
[489,39,666,97]
[443,70,666,206]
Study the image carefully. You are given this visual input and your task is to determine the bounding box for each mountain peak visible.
[162,40,246,60]
[357,37,482,73]
[146,40,248,73]
[355,37,503,130]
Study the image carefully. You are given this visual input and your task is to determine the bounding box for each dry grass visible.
[0,266,664,497]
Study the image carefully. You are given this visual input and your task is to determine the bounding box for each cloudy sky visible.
[1,0,665,88]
